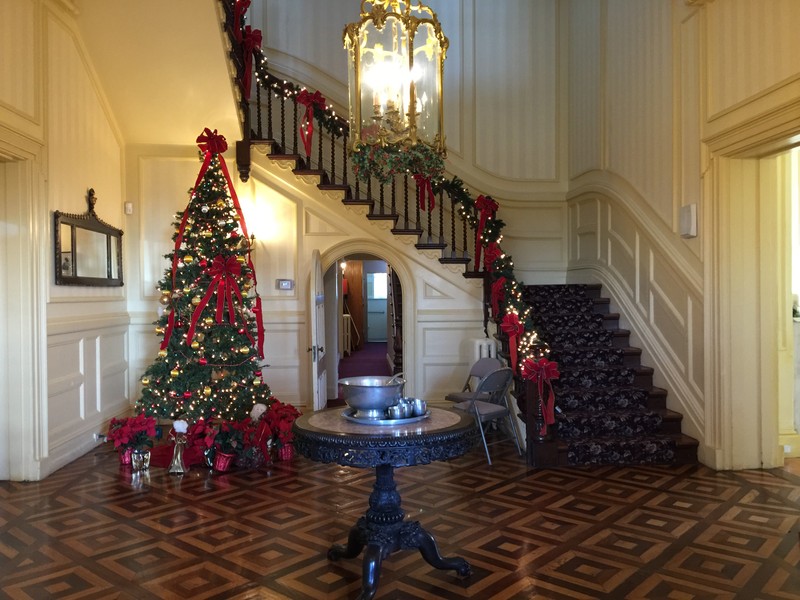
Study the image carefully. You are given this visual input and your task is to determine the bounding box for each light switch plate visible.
[276,278,294,290]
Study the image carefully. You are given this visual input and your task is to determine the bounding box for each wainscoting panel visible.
[0,0,37,125]
[46,314,130,474]
[606,203,637,300]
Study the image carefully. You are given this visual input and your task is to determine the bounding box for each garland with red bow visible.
[521,357,560,435]
[242,26,262,99]
[474,195,498,271]
[500,312,525,373]
[490,276,507,317]
[483,241,502,272]
[161,128,264,359]
[232,0,250,42]
[413,174,436,212]
[297,90,326,158]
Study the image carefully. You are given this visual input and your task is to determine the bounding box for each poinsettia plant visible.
[211,418,255,456]
[107,413,157,450]
[264,399,301,447]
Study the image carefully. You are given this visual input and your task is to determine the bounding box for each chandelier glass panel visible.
[344,0,448,154]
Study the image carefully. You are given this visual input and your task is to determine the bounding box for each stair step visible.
[367,212,399,222]
[439,256,471,266]
[415,241,447,251]
[391,227,423,236]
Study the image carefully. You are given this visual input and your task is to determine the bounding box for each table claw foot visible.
[328,524,366,561]
[403,522,472,577]
[356,544,385,600]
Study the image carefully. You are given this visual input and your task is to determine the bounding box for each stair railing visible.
[220,0,554,462]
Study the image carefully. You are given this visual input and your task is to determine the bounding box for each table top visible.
[292,406,478,468]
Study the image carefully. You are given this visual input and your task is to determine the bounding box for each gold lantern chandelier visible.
[343,0,448,157]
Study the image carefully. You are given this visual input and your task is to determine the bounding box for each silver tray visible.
[342,407,431,426]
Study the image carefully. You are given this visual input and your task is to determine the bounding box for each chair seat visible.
[454,400,508,419]
[445,391,490,403]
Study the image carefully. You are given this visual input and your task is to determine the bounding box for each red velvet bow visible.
[413,174,435,212]
[242,26,262,98]
[500,312,525,373]
[185,255,248,346]
[521,357,560,435]
[490,276,507,317]
[474,195,498,272]
[297,90,326,157]
[233,0,251,43]
[484,242,502,272]
[196,128,228,155]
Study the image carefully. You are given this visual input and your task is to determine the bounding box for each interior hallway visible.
[0,444,798,599]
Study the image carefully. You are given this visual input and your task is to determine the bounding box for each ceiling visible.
[74,0,240,147]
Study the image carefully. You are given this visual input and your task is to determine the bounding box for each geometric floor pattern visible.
[1,442,798,599]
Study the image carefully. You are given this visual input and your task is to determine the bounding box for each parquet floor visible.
[0,442,798,599]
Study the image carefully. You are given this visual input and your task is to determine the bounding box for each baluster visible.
[267,86,274,141]
[293,99,299,157]
[367,178,373,211]
[379,182,386,215]
[403,175,410,228]
[462,204,469,260]
[415,180,422,239]
[317,123,324,171]
[279,88,286,151]
[330,132,336,183]
[426,192,433,243]
[437,191,444,246]
[391,179,397,215]
[342,132,349,187]
[255,84,262,139]
[450,195,458,258]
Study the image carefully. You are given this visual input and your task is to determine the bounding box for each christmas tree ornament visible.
[170,369,180,378]
[158,350,168,358]
[183,255,194,263]
[190,341,200,349]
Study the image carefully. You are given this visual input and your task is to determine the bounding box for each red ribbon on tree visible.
[297,90,326,158]
[484,241,502,272]
[242,26,262,99]
[161,128,265,359]
[490,276,507,317]
[473,195,498,272]
[521,357,560,435]
[233,0,251,43]
[500,312,525,373]
[413,174,435,212]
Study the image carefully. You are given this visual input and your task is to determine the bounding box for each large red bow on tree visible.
[474,195,498,272]
[500,312,525,373]
[297,90,326,157]
[185,255,248,347]
[521,357,560,435]
[242,26,262,99]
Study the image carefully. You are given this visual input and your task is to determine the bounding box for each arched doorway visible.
[321,251,404,406]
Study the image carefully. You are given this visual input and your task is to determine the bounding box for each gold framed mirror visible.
[54,188,123,287]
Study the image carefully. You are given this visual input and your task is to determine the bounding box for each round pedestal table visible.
[292,406,479,600]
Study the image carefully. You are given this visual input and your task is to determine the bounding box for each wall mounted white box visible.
[680,203,697,238]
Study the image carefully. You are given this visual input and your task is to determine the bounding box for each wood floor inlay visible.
[0,445,798,599]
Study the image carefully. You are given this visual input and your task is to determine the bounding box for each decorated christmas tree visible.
[136,128,272,422]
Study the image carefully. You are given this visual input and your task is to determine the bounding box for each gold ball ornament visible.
[204,317,214,325]
[191,296,201,306]
[239,347,250,355]
[253,379,261,386]
[236,255,246,264]
[191,341,200,350]
[141,376,150,385]
[155,326,165,334]
[203,386,212,397]
[158,349,168,358]
[170,369,180,378]
[216,199,226,208]
[183,255,194,264]
[159,292,171,306]
[183,286,191,294]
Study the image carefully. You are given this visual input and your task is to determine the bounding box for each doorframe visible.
[319,241,416,398]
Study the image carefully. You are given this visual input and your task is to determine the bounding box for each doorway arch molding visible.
[319,238,418,398]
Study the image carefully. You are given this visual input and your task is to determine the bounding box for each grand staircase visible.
[219,0,699,468]
[523,284,698,466]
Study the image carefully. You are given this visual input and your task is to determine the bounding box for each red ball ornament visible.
[199,259,208,267]
[183,391,192,399]
[199,357,208,366]
[255,371,262,376]
[238,328,245,334]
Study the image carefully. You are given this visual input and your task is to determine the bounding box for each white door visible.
[309,249,327,411]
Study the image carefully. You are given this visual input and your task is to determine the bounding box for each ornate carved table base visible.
[292,407,478,600]
[328,464,471,600]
